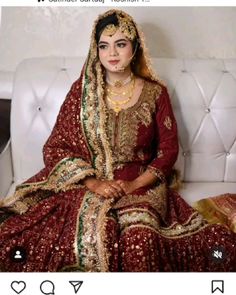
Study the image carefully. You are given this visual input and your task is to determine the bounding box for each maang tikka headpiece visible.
[103,13,137,41]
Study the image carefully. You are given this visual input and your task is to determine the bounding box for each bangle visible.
[147,166,166,183]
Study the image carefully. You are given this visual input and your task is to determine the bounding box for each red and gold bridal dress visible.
[0,77,235,272]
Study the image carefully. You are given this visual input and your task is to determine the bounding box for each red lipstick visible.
[108,60,119,65]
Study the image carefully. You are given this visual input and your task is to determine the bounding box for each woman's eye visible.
[98,44,107,50]
[117,43,126,48]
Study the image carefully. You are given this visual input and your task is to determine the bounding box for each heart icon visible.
[11,281,26,294]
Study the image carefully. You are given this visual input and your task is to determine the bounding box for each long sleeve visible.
[147,85,179,181]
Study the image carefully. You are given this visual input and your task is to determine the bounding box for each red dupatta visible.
[0,73,97,213]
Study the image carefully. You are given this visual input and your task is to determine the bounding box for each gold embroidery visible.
[73,190,87,268]
[137,149,145,160]
[106,81,162,168]
[164,116,172,130]
[121,221,210,239]
[158,214,206,237]
[96,195,114,271]
[77,192,113,272]
[147,166,166,183]
[81,50,114,180]
[64,192,114,272]
[120,210,208,239]
[118,210,160,231]
[157,149,164,158]
[1,157,97,214]
[113,183,167,222]
[81,65,105,179]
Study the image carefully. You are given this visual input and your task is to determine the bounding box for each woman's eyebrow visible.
[98,38,128,45]
[98,41,108,45]
[114,38,128,43]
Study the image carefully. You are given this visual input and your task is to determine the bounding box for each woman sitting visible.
[0,9,235,272]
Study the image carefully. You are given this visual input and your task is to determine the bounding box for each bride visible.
[0,9,235,272]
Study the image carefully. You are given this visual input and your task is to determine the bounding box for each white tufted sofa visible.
[0,57,236,204]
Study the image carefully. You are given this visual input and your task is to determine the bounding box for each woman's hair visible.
[95,11,140,55]
[95,12,118,43]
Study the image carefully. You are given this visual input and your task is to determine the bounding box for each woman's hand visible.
[83,177,125,199]
[115,169,160,195]
[115,180,140,195]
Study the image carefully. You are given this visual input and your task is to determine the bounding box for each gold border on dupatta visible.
[65,191,114,272]
[0,157,97,214]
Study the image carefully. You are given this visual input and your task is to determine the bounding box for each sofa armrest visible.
[0,140,13,199]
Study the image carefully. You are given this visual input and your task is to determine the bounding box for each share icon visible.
[69,281,83,294]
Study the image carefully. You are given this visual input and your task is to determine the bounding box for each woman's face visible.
[98,29,133,73]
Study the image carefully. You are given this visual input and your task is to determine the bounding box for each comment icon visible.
[40,280,55,295]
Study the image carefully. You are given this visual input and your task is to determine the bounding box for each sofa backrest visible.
[11,57,236,184]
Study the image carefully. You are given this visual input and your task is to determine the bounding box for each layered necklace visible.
[105,73,135,115]
[106,72,133,88]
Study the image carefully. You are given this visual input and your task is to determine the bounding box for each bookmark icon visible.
[211,280,224,294]
[69,281,83,294]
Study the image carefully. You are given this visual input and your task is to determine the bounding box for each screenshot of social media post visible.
[0,0,235,294]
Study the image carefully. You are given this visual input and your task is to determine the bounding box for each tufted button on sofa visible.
[0,57,236,204]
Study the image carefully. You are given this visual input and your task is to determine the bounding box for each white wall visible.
[0,7,236,72]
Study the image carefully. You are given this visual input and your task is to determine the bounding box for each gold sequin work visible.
[106,81,162,170]
[164,116,172,130]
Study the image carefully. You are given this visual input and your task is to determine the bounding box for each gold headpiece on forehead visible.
[117,14,137,41]
[102,13,137,41]
[103,24,118,37]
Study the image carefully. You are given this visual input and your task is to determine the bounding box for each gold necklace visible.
[106,85,133,97]
[106,72,133,88]
[106,78,135,115]
[106,75,135,97]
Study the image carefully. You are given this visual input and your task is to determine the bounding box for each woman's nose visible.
[109,45,118,56]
